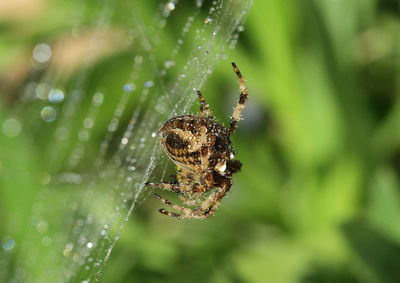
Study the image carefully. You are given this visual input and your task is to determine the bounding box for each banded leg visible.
[198,181,232,218]
[197,90,212,117]
[179,194,204,206]
[154,193,194,219]
[145,182,184,194]
[229,62,248,134]
[165,182,232,219]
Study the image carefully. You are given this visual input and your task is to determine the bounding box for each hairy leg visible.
[229,62,248,134]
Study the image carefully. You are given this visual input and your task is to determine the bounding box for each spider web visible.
[1,0,252,281]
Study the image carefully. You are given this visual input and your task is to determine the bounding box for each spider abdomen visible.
[159,115,232,172]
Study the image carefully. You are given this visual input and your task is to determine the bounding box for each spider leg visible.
[197,90,212,117]
[145,182,185,194]
[197,181,232,218]
[158,181,232,220]
[229,62,248,134]
[154,193,195,219]
[179,194,204,206]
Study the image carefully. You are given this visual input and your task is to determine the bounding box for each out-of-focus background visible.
[1,0,400,282]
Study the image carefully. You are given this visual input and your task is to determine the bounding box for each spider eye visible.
[165,133,188,150]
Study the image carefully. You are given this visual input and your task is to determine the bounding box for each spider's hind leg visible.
[197,90,212,117]
[229,62,248,134]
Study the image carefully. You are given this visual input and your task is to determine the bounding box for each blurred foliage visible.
[1,0,400,282]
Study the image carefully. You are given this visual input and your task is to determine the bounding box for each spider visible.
[145,62,248,219]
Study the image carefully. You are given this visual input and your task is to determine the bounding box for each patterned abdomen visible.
[158,115,232,172]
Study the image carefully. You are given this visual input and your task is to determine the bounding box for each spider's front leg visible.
[153,193,195,219]
[197,90,212,117]
[145,181,185,194]
[229,62,248,134]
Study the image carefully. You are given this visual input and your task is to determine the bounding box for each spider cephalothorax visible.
[146,63,248,219]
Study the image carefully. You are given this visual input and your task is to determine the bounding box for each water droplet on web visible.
[35,83,51,100]
[167,2,175,11]
[123,83,136,93]
[33,43,52,63]
[41,106,57,122]
[36,220,48,233]
[196,0,204,7]
[92,92,104,106]
[73,253,80,262]
[204,17,212,24]
[121,137,128,145]
[108,123,117,132]
[164,60,175,68]
[2,118,21,137]
[86,242,94,249]
[79,130,89,141]
[134,55,143,64]
[2,239,15,251]
[83,118,94,129]
[48,88,64,103]
[144,81,154,88]
[151,132,157,137]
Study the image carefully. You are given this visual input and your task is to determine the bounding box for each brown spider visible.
[145,63,248,219]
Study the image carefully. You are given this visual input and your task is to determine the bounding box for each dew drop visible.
[35,83,51,100]
[83,118,94,129]
[2,119,21,137]
[121,137,128,145]
[151,132,157,137]
[144,81,154,88]
[40,106,57,122]
[79,130,89,141]
[33,43,52,63]
[36,220,48,233]
[2,239,15,251]
[123,83,136,93]
[48,88,64,103]
[164,60,175,69]
[134,55,143,64]
[204,17,212,24]
[73,253,80,262]
[196,0,204,7]
[86,242,93,249]
[166,2,175,11]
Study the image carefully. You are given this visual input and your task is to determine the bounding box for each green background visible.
[1,0,400,282]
